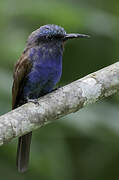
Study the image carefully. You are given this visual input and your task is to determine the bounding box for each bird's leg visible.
[27,97,39,105]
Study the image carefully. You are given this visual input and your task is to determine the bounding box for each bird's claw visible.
[53,85,62,91]
[27,98,39,105]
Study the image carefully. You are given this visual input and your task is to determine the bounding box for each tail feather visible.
[16,132,32,173]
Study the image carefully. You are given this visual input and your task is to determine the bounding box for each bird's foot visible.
[27,97,39,105]
[53,85,62,92]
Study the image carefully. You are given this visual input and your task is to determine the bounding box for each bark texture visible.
[0,62,119,145]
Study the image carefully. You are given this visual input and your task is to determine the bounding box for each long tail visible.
[16,132,32,173]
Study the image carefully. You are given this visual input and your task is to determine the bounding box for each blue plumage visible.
[23,43,63,98]
[12,24,89,172]
[22,24,66,99]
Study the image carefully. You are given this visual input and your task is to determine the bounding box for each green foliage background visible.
[0,0,119,179]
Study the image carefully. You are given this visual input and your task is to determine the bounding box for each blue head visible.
[27,24,89,49]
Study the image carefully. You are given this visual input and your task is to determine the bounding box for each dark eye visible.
[48,34,64,40]
[37,34,64,43]
[55,34,64,39]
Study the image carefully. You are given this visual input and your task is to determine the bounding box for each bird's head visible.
[27,24,90,48]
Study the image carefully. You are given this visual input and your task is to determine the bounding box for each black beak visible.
[63,33,90,41]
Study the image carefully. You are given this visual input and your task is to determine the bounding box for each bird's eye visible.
[55,34,64,39]
[37,34,64,43]
[47,35,54,40]
[48,34,64,40]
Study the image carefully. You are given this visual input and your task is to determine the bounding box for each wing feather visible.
[12,51,32,109]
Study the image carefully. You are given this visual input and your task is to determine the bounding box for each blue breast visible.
[23,46,62,98]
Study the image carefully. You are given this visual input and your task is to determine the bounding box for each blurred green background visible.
[0,0,119,179]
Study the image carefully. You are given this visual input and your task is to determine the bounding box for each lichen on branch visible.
[0,62,119,145]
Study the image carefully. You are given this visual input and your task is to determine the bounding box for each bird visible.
[12,24,89,173]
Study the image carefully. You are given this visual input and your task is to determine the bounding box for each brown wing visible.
[12,51,32,109]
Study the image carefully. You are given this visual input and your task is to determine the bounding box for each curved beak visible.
[63,33,90,41]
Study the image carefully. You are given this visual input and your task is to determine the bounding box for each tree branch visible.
[0,62,119,145]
